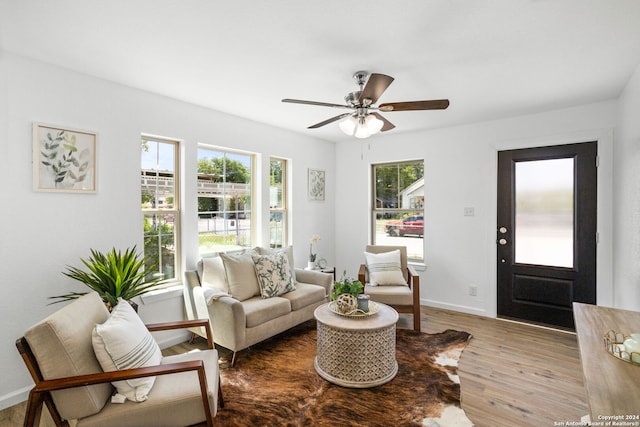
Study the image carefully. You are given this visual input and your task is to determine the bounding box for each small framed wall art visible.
[308,168,325,201]
[33,123,97,193]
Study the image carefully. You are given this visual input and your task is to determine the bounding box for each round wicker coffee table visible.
[313,302,399,388]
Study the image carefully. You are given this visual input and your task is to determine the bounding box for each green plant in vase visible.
[331,271,363,301]
[50,246,164,311]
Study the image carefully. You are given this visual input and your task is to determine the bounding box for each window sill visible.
[408,262,427,272]
[139,284,183,305]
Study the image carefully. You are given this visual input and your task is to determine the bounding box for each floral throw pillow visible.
[251,252,296,298]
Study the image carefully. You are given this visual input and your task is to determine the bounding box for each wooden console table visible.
[573,303,640,421]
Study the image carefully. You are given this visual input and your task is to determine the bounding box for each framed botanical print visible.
[33,123,97,193]
[308,168,325,201]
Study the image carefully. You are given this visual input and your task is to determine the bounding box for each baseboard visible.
[421,298,488,317]
[0,385,32,411]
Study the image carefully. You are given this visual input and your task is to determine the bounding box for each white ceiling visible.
[2,0,640,143]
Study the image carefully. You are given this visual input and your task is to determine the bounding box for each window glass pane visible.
[141,137,178,282]
[270,211,284,248]
[143,213,176,281]
[198,147,253,256]
[515,158,574,267]
[372,161,424,261]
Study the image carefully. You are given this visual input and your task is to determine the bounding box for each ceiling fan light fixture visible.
[366,114,384,134]
[350,114,383,139]
[354,116,371,139]
[339,115,358,136]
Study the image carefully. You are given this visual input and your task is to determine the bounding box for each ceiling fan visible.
[282,71,449,138]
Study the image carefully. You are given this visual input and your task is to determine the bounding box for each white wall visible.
[0,52,335,409]
[614,64,640,310]
[335,101,618,318]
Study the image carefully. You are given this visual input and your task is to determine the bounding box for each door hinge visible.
[596,232,600,244]
[595,155,599,168]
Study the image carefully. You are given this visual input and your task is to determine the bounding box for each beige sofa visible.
[184,247,332,365]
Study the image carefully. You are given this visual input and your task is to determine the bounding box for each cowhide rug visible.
[214,320,473,427]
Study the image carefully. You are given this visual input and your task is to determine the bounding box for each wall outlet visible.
[464,207,475,217]
[469,285,478,296]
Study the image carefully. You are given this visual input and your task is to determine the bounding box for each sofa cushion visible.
[242,296,292,328]
[77,350,220,427]
[220,251,261,301]
[200,257,228,292]
[23,292,112,421]
[280,283,326,311]
[364,249,407,286]
[258,246,296,282]
[92,299,162,402]
[252,252,296,298]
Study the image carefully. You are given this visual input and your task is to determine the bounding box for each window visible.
[269,158,287,248]
[197,146,254,256]
[141,136,180,282]
[372,160,424,261]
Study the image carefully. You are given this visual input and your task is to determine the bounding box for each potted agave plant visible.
[50,246,164,311]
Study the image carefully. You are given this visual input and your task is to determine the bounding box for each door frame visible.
[497,142,597,329]
[488,131,614,318]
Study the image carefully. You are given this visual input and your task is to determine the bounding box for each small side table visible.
[319,267,336,280]
[304,266,335,280]
[314,302,399,388]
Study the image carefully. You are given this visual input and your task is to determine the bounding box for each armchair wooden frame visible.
[358,253,421,332]
[16,319,224,427]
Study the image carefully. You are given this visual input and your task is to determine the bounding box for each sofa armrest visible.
[193,287,246,350]
[295,268,333,294]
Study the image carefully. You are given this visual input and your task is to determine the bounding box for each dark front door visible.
[497,142,597,329]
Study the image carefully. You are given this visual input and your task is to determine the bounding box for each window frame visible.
[269,157,288,248]
[140,134,181,285]
[196,144,256,257]
[371,159,425,262]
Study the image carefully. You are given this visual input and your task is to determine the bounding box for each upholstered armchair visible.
[16,292,223,427]
[358,245,421,331]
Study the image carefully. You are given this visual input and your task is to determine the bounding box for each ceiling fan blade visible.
[359,73,394,105]
[308,113,352,129]
[378,99,449,112]
[282,98,352,109]
[371,112,396,132]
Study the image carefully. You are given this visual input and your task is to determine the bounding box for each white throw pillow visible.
[252,252,296,298]
[92,299,162,402]
[220,250,261,301]
[364,249,407,286]
[201,256,229,292]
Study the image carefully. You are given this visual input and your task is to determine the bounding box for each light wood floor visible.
[2,306,588,427]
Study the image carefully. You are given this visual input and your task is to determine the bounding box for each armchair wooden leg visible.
[218,381,225,408]
[43,392,70,427]
[23,389,44,427]
[413,309,421,332]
